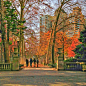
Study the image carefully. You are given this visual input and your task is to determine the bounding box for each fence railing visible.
[0,63,12,71]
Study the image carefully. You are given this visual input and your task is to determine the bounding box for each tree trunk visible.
[19,1,25,64]
[51,3,63,64]
[1,0,6,63]
[46,29,53,64]
[5,21,10,63]
[5,41,10,63]
[0,0,10,63]
[52,44,54,64]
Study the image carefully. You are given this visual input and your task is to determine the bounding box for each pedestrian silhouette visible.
[26,59,28,67]
[33,58,36,67]
[30,58,32,67]
[37,58,39,67]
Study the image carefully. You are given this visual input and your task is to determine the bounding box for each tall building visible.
[40,15,52,33]
[40,15,53,48]
[40,9,68,37]
[66,7,85,38]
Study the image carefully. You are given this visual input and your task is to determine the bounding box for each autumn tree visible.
[68,37,81,58]
[36,31,51,57]
[10,0,54,64]
[7,0,86,65]
[50,0,86,64]
[25,32,39,58]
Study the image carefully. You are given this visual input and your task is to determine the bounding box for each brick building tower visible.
[66,7,85,38]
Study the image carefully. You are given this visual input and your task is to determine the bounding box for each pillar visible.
[57,48,64,71]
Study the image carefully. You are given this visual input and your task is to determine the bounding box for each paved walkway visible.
[23,63,50,68]
[0,65,86,86]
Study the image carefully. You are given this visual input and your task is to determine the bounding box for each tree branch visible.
[56,23,85,33]
[11,0,20,15]
[56,15,75,27]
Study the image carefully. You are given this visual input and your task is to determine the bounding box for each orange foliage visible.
[37,29,81,59]
[0,38,2,43]
[25,35,39,56]
[68,38,82,57]
[36,31,51,56]
[9,38,12,41]
[54,31,81,58]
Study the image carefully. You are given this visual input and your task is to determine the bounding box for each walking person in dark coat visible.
[37,58,39,68]
[33,58,36,67]
[26,59,28,67]
[30,58,32,67]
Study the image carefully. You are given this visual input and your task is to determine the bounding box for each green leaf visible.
[76,44,82,49]
[9,41,12,45]
[21,23,23,25]
[0,41,3,45]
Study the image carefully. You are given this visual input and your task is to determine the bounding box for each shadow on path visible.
[0,66,86,86]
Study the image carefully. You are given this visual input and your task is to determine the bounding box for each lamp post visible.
[17,37,19,58]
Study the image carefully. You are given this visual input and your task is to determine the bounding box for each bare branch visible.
[11,0,20,15]
[56,23,85,33]
[56,15,75,27]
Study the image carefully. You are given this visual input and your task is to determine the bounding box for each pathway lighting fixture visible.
[17,37,19,58]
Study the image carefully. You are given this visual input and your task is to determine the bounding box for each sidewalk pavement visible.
[0,64,86,86]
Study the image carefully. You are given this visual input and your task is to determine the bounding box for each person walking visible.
[30,58,32,67]
[33,58,36,67]
[37,58,39,68]
[26,59,28,67]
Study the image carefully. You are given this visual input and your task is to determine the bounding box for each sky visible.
[48,0,86,16]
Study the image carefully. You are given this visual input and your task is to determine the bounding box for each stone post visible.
[12,47,19,70]
[57,48,64,70]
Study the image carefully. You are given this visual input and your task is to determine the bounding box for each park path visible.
[22,63,52,68]
[0,64,86,86]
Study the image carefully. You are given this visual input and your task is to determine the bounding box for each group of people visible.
[26,58,39,67]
